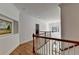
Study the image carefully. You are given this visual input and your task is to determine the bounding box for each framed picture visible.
[52,26,59,32]
[0,15,12,35]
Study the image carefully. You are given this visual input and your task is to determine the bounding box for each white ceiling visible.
[14,3,60,21]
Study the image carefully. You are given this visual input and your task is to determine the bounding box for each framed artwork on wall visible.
[52,26,59,32]
[0,14,13,35]
[0,14,19,35]
[0,19,12,35]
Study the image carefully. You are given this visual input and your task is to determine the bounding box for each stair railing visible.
[33,31,79,55]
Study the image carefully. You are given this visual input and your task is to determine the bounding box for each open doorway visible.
[35,24,39,35]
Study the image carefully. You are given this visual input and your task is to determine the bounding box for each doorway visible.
[35,24,39,35]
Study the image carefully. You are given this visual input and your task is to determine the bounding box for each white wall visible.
[0,3,20,54]
[19,11,47,44]
[61,4,79,40]
[0,3,19,21]
[61,4,79,55]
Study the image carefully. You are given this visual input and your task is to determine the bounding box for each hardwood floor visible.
[10,41,33,55]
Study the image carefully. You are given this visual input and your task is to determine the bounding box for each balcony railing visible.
[33,31,79,55]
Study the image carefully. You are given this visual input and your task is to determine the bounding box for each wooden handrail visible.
[33,33,79,54]
[33,34,79,44]
[60,44,79,51]
[39,31,51,35]
[40,31,52,32]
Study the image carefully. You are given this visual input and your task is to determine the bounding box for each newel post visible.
[33,33,35,54]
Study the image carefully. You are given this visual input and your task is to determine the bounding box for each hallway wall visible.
[61,4,79,40]
[61,4,79,55]
[0,3,20,54]
[19,11,47,44]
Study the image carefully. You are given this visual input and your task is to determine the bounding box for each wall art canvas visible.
[0,19,12,35]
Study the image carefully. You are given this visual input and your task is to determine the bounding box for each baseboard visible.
[20,39,32,45]
[6,43,19,55]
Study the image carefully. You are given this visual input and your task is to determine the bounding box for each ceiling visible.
[14,3,60,21]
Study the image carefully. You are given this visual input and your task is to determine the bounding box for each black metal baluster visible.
[44,32,46,55]
[68,43,70,55]
[44,40,46,55]
[59,41,60,55]
[45,32,48,55]
[56,41,58,55]
[43,39,44,55]
[38,38,39,54]
[35,37,37,54]
[74,44,75,55]
[49,40,50,55]
[36,37,38,54]
[62,42,65,55]
[55,41,56,55]
[38,39,41,54]
[40,38,42,55]
[52,40,53,55]
[41,39,43,55]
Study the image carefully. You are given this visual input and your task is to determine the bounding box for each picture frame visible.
[0,14,13,35]
[52,26,59,32]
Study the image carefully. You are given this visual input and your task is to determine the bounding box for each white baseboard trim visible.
[20,39,32,45]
